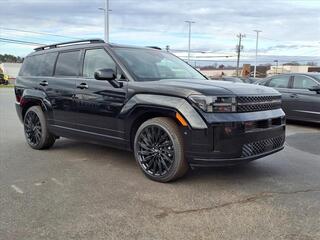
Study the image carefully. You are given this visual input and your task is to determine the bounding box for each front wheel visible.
[24,106,55,150]
[134,117,188,182]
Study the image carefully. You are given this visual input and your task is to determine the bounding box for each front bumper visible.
[184,109,286,167]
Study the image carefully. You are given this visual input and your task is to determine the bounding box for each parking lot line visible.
[11,185,24,194]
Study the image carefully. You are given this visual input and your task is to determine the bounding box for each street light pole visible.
[105,0,109,43]
[99,0,110,43]
[253,30,261,78]
[185,21,195,63]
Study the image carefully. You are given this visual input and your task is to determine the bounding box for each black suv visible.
[15,39,285,182]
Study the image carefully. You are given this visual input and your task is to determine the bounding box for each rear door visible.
[290,75,320,122]
[73,48,128,145]
[46,50,81,129]
[265,75,293,117]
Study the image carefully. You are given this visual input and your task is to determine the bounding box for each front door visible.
[266,75,293,117]
[74,48,128,145]
[290,75,320,122]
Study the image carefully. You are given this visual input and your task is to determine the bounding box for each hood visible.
[128,79,280,98]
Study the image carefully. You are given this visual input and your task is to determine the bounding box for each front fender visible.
[120,94,207,130]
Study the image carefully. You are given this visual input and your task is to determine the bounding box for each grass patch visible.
[0,84,14,88]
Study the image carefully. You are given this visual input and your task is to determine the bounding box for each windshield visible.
[310,74,320,82]
[113,47,206,81]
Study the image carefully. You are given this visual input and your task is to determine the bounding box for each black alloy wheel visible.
[134,117,188,182]
[136,125,174,176]
[24,110,42,146]
[23,106,56,150]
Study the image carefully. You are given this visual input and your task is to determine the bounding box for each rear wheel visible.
[134,117,188,182]
[24,106,55,150]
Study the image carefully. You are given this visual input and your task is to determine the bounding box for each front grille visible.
[237,95,281,112]
[241,135,285,157]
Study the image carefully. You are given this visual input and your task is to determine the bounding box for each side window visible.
[19,57,33,76]
[55,51,80,76]
[83,49,116,78]
[40,52,58,76]
[19,55,45,76]
[267,76,290,88]
[293,76,318,89]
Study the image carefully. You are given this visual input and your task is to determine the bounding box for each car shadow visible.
[50,138,285,185]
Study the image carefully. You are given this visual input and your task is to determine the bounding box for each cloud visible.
[1,0,319,61]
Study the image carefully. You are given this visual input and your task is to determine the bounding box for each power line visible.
[0,37,43,46]
[0,27,80,40]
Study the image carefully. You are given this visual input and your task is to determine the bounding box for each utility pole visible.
[236,33,245,77]
[185,21,195,63]
[98,0,110,42]
[253,30,261,78]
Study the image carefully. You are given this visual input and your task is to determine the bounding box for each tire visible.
[134,117,189,182]
[23,106,55,150]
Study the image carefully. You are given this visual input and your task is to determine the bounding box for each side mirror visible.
[308,85,320,93]
[94,68,123,88]
[94,68,116,81]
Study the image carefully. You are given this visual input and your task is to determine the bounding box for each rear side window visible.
[293,76,318,89]
[267,76,290,88]
[19,55,44,76]
[40,52,58,76]
[19,52,57,77]
[55,51,80,76]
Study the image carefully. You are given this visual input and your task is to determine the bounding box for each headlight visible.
[189,95,237,113]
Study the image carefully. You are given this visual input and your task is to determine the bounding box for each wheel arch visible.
[20,89,52,120]
[126,106,181,150]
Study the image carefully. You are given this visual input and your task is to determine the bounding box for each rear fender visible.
[20,89,53,120]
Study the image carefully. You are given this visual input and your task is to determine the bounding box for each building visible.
[267,65,319,75]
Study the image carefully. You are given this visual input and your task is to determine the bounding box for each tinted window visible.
[55,51,80,76]
[293,76,318,89]
[40,52,58,76]
[19,54,45,76]
[83,49,116,78]
[267,76,290,88]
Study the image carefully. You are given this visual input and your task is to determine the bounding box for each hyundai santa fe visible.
[15,39,286,182]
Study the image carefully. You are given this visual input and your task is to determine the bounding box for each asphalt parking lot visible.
[0,88,320,240]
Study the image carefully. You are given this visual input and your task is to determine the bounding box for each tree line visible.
[0,54,23,63]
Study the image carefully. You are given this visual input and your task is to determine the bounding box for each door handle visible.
[77,83,88,89]
[290,93,298,98]
[39,80,48,87]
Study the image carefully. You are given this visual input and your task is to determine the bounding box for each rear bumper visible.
[183,109,286,167]
[15,102,23,123]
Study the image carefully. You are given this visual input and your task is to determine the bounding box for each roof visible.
[29,39,162,57]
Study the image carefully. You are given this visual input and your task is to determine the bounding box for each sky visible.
[0,0,320,66]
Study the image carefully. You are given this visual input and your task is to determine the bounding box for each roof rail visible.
[146,46,162,50]
[34,39,105,51]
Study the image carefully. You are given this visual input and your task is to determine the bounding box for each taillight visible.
[16,95,21,103]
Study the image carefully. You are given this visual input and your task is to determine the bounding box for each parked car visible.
[257,73,320,123]
[0,73,9,85]
[242,77,262,84]
[211,76,244,83]
[15,39,285,182]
